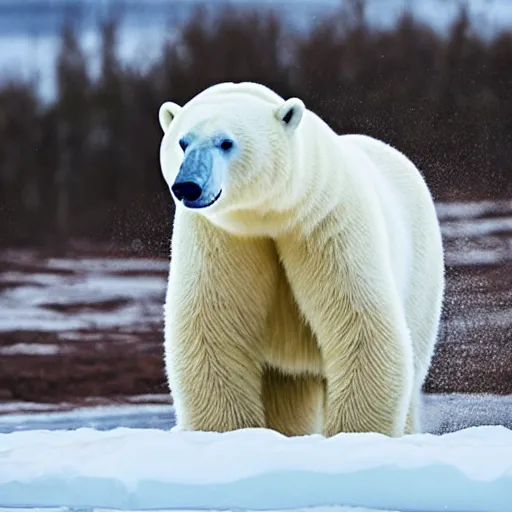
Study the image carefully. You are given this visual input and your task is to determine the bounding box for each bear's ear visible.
[275,98,305,131]
[158,102,182,133]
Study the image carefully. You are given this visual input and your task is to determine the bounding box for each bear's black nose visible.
[172,180,203,202]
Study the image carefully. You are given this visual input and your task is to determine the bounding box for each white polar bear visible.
[158,81,444,438]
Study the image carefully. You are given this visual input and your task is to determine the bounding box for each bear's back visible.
[186,82,284,109]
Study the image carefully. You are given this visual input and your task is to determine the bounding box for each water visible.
[1,393,511,434]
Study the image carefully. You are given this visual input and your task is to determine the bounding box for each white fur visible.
[159,82,445,437]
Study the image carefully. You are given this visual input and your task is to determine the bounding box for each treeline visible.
[0,1,511,253]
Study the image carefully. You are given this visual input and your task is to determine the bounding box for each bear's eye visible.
[219,139,234,152]
[179,138,189,152]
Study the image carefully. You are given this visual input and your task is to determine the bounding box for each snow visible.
[56,331,138,342]
[435,200,512,221]
[0,395,510,512]
[0,509,400,512]
[441,217,512,239]
[0,342,62,356]
[0,394,509,512]
[449,308,512,333]
[0,257,167,332]
[1,508,395,512]
[443,245,512,266]
[46,257,169,273]
[0,425,511,511]
[433,200,512,266]
[0,402,61,414]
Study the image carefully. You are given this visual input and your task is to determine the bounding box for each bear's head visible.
[158,82,305,216]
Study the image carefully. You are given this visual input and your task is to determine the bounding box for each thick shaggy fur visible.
[159,82,445,437]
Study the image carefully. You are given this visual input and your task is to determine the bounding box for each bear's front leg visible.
[277,232,413,438]
[164,209,279,433]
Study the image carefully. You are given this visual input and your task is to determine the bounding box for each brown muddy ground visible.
[0,200,511,408]
[423,263,512,394]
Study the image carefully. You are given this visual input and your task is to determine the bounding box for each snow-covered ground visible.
[0,425,511,511]
[1,394,511,511]
[0,508,411,512]
[0,508,406,512]
[0,254,167,333]
[437,199,512,266]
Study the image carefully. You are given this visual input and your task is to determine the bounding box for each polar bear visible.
[158,81,444,438]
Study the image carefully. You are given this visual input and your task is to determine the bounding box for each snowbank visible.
[435,200,512,221]
[0,507,397,512]
[1,426,511,512]
[0,254,167,332]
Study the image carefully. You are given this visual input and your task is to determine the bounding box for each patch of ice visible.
[57,332,106,341]
[4,275,165,307]
[444,247,512,266]
[0,402,173,420]
[436,200,512,221]
[0,402,63,414]
[0,271,166,332]
[1,392,511,438]
[421,394,512,435]
[0,301,163,332]
[441,217,512,238]
[444,249,509,266]
[0,426,511,511]
[446,308,512,332]
[0,342,63,356]
[57,331,138,342]
[46,257,169,274]
[0,271,64,287]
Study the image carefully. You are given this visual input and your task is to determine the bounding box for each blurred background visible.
[0,0,511,430]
